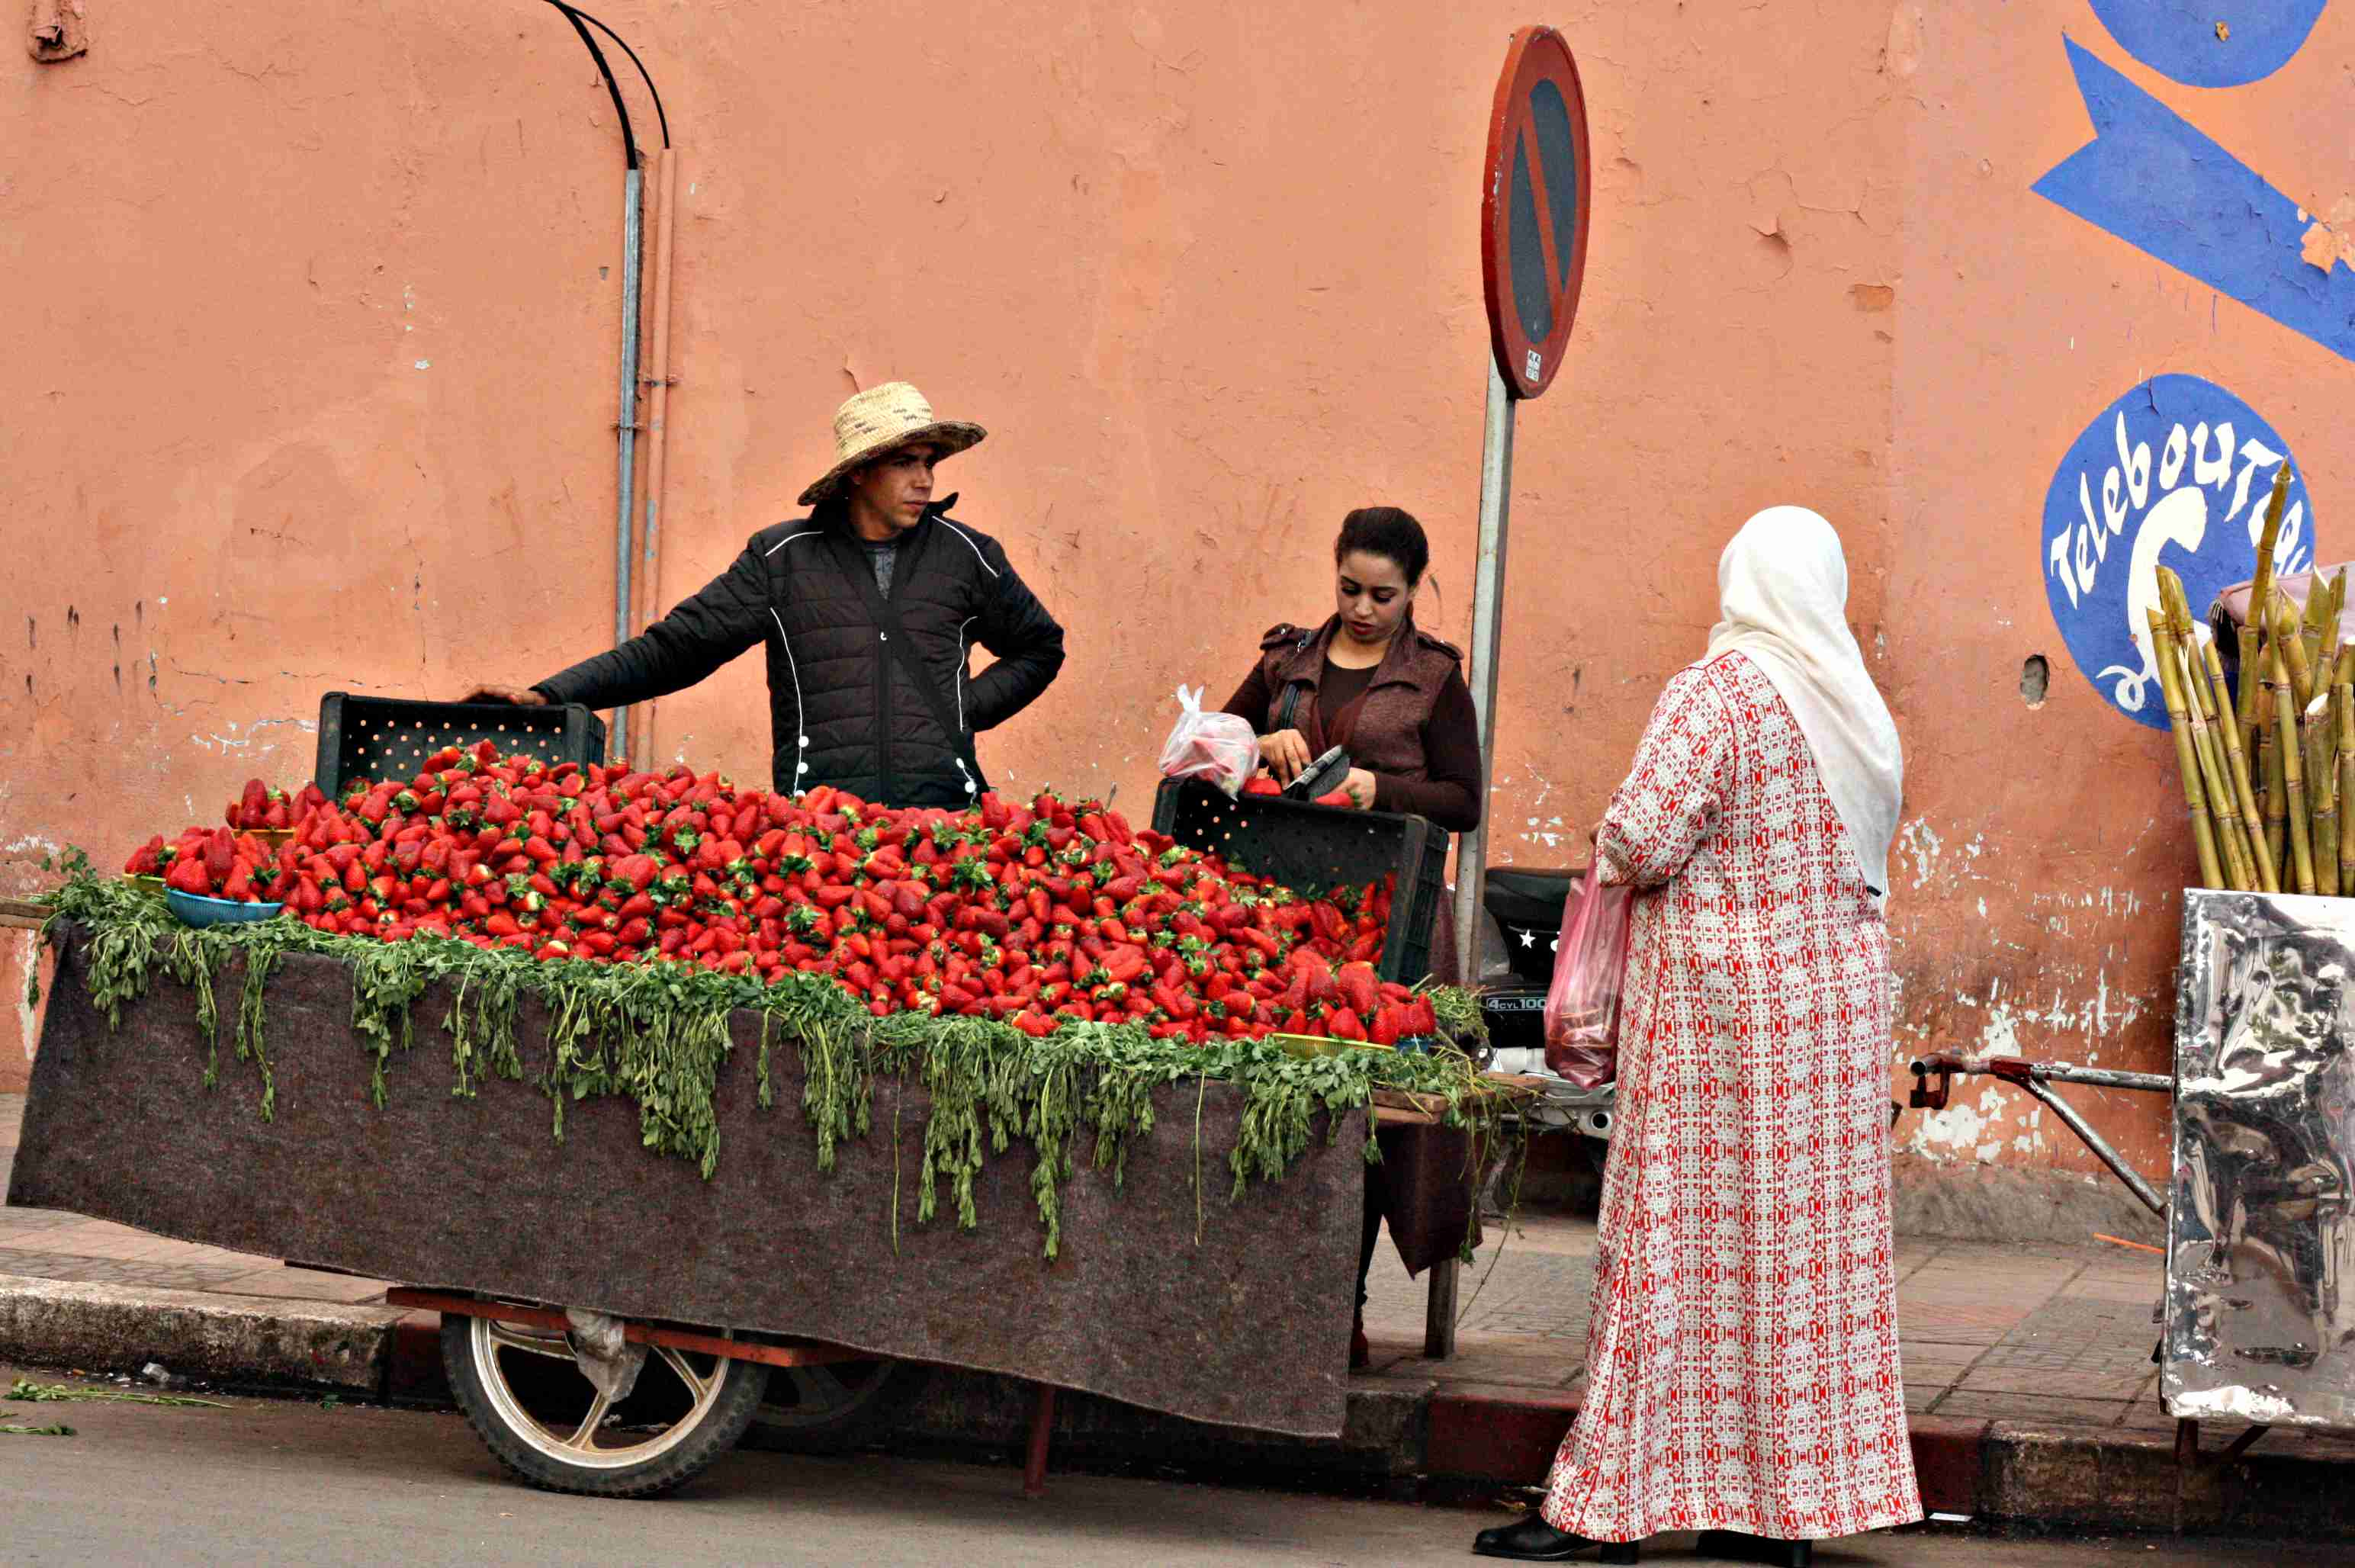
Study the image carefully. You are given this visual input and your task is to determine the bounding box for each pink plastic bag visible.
[1542,872,1633,1088]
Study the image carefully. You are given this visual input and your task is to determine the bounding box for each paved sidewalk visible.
[1362,1199,2190,1436]
[12,1090,2355,1532]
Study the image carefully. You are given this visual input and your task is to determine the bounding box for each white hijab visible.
[1703,506,1905,904]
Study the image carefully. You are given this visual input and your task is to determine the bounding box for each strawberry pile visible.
[225,778,329,831]
[122,746,1441,1047]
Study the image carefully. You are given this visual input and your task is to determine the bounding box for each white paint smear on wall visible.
[14,930,39,1062]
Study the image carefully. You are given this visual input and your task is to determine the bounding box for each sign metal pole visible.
[1430,24,1584,1360]
[1454,360,1516,984]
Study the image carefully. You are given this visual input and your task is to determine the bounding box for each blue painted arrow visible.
[2035,37,2355,365]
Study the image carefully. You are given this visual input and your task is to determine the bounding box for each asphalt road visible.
[5,1368,2344,1566]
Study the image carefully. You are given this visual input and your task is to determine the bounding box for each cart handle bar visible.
[1910,1052,2172,1096]
[1905,1055,2169,1218]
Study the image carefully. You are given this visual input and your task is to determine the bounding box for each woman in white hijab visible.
[1475,509,1918,1566]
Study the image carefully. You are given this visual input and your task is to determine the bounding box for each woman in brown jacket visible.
[1219,506,1485,1367]
[1222,508,1484,831]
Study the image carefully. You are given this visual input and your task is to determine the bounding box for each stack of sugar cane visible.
[2147,467,2354,895]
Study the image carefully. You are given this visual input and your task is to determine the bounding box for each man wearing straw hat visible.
[464,381,1066,807]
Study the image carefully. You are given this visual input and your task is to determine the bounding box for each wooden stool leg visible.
[1023,1382,1056,1498]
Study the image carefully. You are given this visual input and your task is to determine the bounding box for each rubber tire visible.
[742,1358,933,1456]
[441,1313,771,1499]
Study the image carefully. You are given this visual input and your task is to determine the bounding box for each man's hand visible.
[458,684,549,707]
[1259,729,1311,784]
[1340,768,1377,811]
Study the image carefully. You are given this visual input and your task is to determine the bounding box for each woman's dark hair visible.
[1333,506,1429,586]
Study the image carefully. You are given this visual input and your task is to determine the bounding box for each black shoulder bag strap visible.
[1272,624,1318,731]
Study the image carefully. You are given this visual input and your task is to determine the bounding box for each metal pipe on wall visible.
[608,167,644,765]
[626,149,680,775]
[1453,357,1518,983]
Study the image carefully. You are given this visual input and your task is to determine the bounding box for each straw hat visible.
[797,381,987,506]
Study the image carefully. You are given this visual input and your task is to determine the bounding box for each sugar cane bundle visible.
[2240,465,2295,753]
[2273,591,2318,714]
[2275,643,2317,895]
[2338,678,2355,897]
[2263,717,2289,874]
[2141,512,2355,896]
[2310,692,2341,898]
[2157,570,2270,892]
[2198,625,2278,892]
[2189,673,2257,891]
[2148,606,2226,890]
[2302,571,2336,686]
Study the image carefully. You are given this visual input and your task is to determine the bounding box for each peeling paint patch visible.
[1897,819,1945,889]
[1521,814,1568,850]
[2300,196,2355,273]
[14,931,38,1062]
[1908,1084,2007,1164]
[185,718,318,755]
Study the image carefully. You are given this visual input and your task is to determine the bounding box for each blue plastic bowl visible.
[165,888,286,927]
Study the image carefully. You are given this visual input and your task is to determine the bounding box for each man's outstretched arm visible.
[463,545,771,710]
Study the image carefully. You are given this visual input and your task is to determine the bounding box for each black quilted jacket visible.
[535,497,1065,805]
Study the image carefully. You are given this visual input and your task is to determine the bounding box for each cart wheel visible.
[441,1309,769,1499]
[743,1357,932,1455]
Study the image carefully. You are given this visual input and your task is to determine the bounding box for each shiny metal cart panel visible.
[2167,889,2355,1431]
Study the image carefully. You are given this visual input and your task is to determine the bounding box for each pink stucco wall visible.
[6,4,2350,1208]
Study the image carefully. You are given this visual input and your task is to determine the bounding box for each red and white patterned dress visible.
[1540,651,1921,1543]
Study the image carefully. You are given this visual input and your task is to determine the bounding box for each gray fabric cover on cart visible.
[10,929,1362,1438]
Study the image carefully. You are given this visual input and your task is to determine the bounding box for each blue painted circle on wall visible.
[2042,375,2315,730]
[2087,2,2328,88]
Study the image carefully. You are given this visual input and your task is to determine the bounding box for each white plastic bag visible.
[1157,684,1261,798]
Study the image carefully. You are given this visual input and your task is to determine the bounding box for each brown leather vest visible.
[1252,614,1465,781]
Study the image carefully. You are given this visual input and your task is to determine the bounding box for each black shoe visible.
[1470,1513,1640,1563]
[1696,1530,1810,1568]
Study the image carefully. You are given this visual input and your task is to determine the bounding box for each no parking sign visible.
[1480,27,1592,399]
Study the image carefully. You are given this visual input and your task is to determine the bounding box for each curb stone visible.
[1409,1393,2355,1541]
[0,1271,401,1393]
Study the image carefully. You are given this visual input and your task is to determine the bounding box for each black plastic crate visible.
[314,694,609,798]
[1150,779,1450,984]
